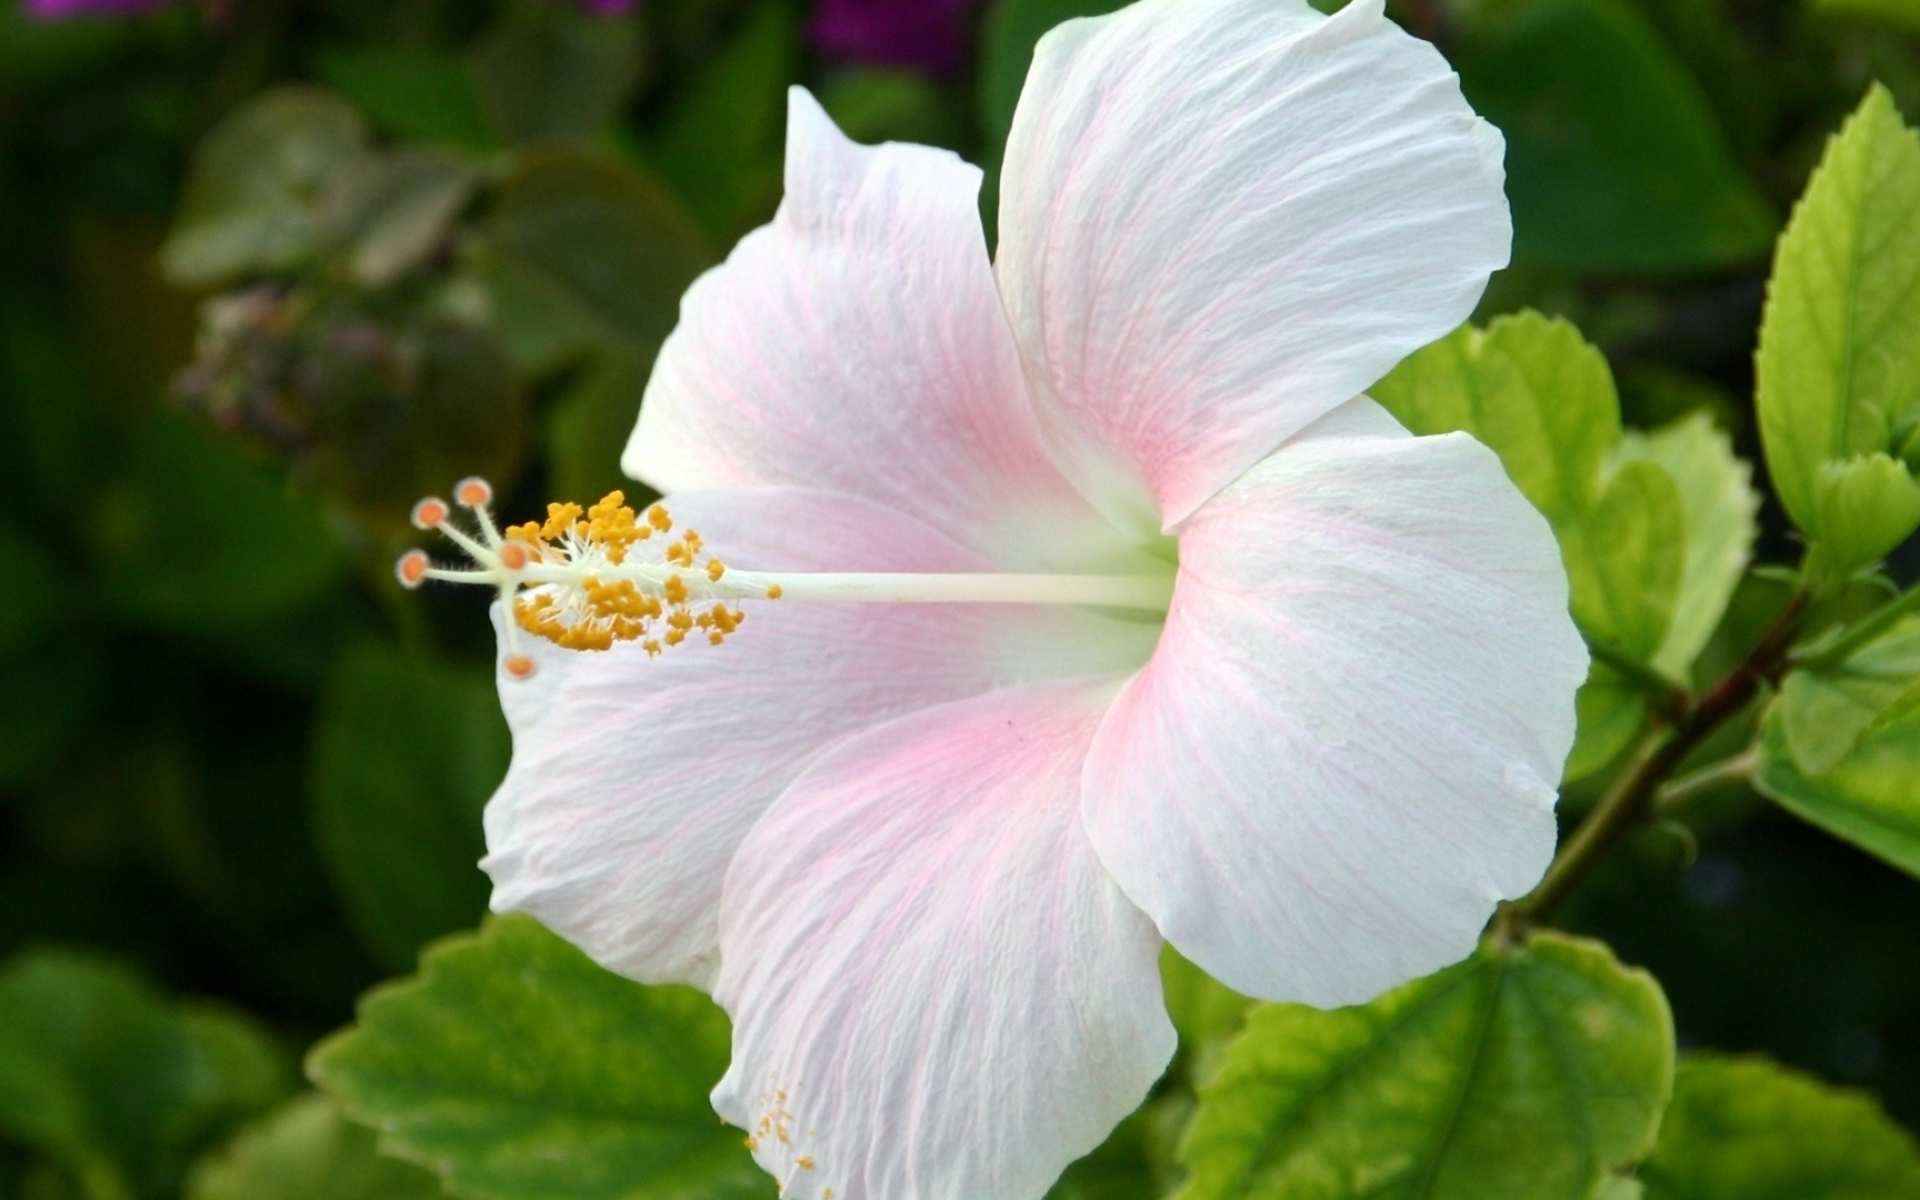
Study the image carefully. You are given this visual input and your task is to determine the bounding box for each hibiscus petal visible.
[483,487,1156,989]
[997,0,1512,531]
[1082,399,1585,1007]
[625,88,1126,571]
[713,680,1174,1200]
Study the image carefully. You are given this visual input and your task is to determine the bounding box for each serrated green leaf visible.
[1174,932,1673,1200]
[160,88,370,288]
[0,953,291,1200]
[1757,709,1920,878]
[1375,313,1685,660]
[1779,617,1920,774]
[309,915,765,1200]
[1807,454,1920,579]
[1614,413,1758,680]
[1756,86,1920,562]
[1452,0,1775,275]
[184,1094,442,1200]
[311,645,507,971]
[485,148,711,361]
[1639,1055,1920,1199]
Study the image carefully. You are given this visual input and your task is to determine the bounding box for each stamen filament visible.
[504,563,1174,610]
[398,481,1176,677]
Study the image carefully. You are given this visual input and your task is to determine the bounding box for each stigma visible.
[397,478,773,679]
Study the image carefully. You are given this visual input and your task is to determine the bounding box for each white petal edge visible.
[482,487,1157,989]
[625,88,1132,572]
[1082,398,1585,1006]
[997,0,1512,532]
[713,680,1175,1200]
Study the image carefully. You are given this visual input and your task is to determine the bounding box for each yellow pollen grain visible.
[495,492,769,662]
[766,583,783,599]
[796,1157,814,1170]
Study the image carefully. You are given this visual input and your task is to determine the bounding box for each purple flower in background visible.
[24,0,175,16]
[809,0,975,73]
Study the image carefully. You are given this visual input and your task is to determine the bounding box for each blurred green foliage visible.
[2,0,1920,1197]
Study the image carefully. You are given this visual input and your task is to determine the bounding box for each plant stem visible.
[1503,590,1809,931]
[1653,750,1757,819]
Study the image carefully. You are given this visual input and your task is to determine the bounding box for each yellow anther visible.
[465,489,770,664]
[766,583,783,599]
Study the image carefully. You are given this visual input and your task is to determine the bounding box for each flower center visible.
[398,477,1176,679]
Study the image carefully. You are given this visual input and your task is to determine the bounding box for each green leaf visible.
[978,0,1127,155]
[468,6,642,144]
[1376,313,1693,780]
[1777,618,1920,774]
[1639,1055,1920,1199]
[160,88,370,288]
[311,645,507,972]
[1159,948,1253,1067]
[309,915,764,1200]
[333,148,481,289]
[1566,665,1649,781]
[185,1094,442,1200]
[315,46,497,152]
[1757,623,1920,876]
[1375,313,1685,659]
[817,69,962,149]
[485,148,711,361]
[1614,413,1759,680]
[1174,932,1674,1200]
[646,0,797,241]
[1807,454,1920,580]
[0,953,291,1200]
[1814,0,1920,35]
[1756,86,1920,563]
[92,412,343,633]
[546,352,654,506]
[1452,0,1775,275]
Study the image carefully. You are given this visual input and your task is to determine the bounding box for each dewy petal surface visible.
[1082,399,1586,1007]
[482,487,1156,990]
[997,0,1512,531]
[713,681,1174,1200]
[626,88,1126,572]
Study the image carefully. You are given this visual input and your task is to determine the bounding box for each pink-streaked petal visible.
[482,488,1157,989]
[997,0,1512,531]
[1083,399,1585,1007]
[713,681,1174,1200]
[626,88,1130,572]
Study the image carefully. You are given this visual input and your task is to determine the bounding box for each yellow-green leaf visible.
[1174,933,1674,1200]
[1755,87,1920,564]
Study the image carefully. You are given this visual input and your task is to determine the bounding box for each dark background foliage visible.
[1,0,1917,1195]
